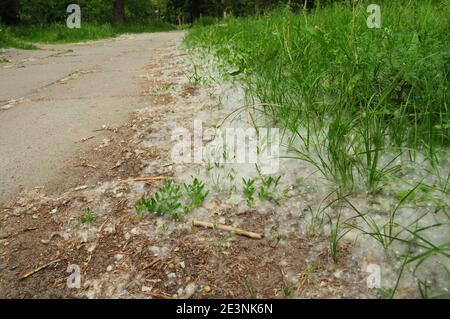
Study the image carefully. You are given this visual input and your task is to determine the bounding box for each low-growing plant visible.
[344,184,421,250]
[242,178,256,207]
[184,177,209,209]
[135,180,183,221]
[79,208,97,225]
[328,213,351,263]
[299,261,320,287]
[136,178,209,221]
[301,190,339,237]
[258,175,281,201]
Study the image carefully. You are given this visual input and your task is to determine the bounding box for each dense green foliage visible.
[0,0,319,47]
[1,0,322,26]
[186,0,450,191]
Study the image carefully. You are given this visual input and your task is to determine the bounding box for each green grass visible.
[0,22,175,49]
[79,208,97,225]
[184,0,449,298]
[185,0,450,192]
[0,26,37,49]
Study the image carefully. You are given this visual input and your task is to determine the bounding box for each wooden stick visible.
[20,258,61,280]
[118,175,169,184]
[142,257,160,270]
[192,220,263,239]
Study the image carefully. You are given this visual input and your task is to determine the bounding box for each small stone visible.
[104,224,116,234]
[167,272,176,279]
[168,263,175,269]
[174,247,180,252]
[141,286,153,293]
[49,208,57,215]
[179,261,185,269]
[0,231,9,240]
[87,244,96,253]
[106,265,113,272]
[114,254,124,261]
[149,246,160,256]
[203,285,211,293]
[184,283,197,298]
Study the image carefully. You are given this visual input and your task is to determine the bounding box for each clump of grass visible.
[301,190,339,237]
[299,261,320,288]
[344,184,421,250]
[192,16,219,28]
[0,26,36,49]
[79,208,97,225]
[328,213,351,263]
[186,1,449,298]
[3,22,174,47]
[185,0,450,192]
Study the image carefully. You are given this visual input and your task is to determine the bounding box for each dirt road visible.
[0,31,184,203]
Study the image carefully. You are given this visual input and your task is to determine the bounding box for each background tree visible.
[0,0,338,26]
[113,0,125,24]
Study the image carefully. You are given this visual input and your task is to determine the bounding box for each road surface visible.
[0,31,184,203]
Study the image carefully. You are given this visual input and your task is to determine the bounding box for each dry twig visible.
[192,220,263,239]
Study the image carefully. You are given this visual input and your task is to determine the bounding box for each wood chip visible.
[80,136,95,142]
[142,257,160,270]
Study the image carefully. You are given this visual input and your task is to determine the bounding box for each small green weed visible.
[184,177,209,210]
[242,178,256,207]
[79,209,97,225]
[135,180,183,221]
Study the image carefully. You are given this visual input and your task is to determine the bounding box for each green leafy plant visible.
[184,177,209,210]
[136,178,209,221]
[79,208,97,225]
[258,175,281,201]
[135,180,183,221]
[242,178,256,207]
[283,286,293,298]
